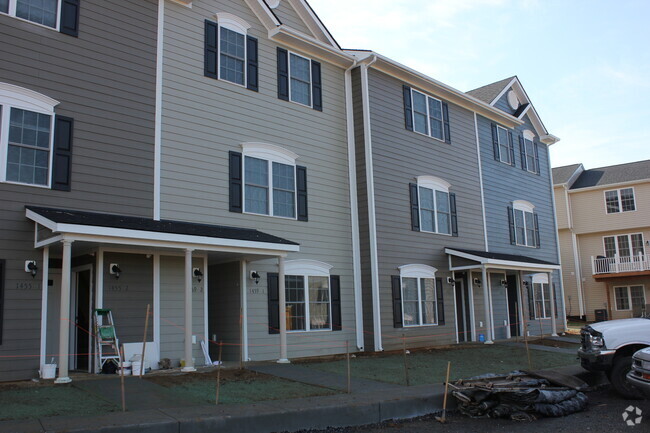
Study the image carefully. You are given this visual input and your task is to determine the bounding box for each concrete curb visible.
[0,385,454,433]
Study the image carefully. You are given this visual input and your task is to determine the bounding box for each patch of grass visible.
[159,376,338,405]
[302,345,578,386]
[0,384,119,421]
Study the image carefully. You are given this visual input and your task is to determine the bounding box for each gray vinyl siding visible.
[493,92,515,115]
[273,1,313,36]
[0,0,157,381]
[365,68,485,351]
[160,256,206,367]
[161,1,355,360]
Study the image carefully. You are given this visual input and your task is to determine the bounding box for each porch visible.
[592,254,650,280]
[26,206,300,384]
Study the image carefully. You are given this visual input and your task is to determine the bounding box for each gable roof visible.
[466,76,516,104]
[552,163,583,186]
[569,159,650,190]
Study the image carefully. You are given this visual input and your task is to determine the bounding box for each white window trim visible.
[284,259,333,333]
[1,0,62,31]
[604,187,636,214]
[0,82,59,188]
[496,125,511,164]
[410,89,446,142]
[531,274,550,319]
[416,175,452,236]
[241,142,298,220]
[613,285,646,311]
[399,264,439,327]
[522,130,538,174]
[288,50,313,108]
[513,199,535,214]
[214,13,251,88]
[602,233,645,258]
[512,200,536,248]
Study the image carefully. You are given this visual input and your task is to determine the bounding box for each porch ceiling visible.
[446,247,561,272]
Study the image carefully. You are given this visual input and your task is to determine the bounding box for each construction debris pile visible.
[450,371,589,421]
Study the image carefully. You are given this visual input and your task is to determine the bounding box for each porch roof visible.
[26,206,300,254]
[445,247,560,272]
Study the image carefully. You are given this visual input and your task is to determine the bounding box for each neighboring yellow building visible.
[553,160,650,322]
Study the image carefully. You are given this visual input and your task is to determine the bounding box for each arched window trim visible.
[284,259,333,277]
[513,199,535,213]
[0,82,59,113]
[241,142,298,165]
[523,129,535,140]
[214,12,251,34]
[417,175,450,193]
[399,264,437,279]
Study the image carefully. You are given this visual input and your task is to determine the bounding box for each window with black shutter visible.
[277,48,322,110]
[404,86,451,143]
[410,177,456,236]
[204,18,258,90]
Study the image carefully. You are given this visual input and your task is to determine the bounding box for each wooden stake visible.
[215,341,223,405]
[402,334,410,387]
[515,302,519,343]
[436,361,451,423]
[119,346,126,412]
[538,317,544,342]
[346,340,351,394]
[239,308,243,370]
[139,304,150,378]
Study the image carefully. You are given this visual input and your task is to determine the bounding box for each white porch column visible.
[182,248,196,372]
[549,272,558,336]
[241,260,249,362]
[39,247,50,370]
[481,265,493,344]
[55,240,73,384]
[278,256,289,363]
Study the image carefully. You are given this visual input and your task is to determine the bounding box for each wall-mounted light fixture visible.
[25,260,38,278]
[473,277,481,287]
[250,271,260,285]
[110,263,121,279]
[501,279,508,287]
[522,280,529,288]
[446,277,456,285]
[193,268,203,283]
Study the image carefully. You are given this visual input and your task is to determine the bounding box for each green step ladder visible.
[93,309,120,373]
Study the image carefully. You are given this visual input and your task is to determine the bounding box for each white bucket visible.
[131,361,143,376]
[41,364,57,379]
[119,361,132,376]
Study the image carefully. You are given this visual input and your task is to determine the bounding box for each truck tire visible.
[610,356,643,399]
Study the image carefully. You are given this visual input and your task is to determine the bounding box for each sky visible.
[308,0,650,170]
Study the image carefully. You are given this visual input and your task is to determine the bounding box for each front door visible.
[455,274,472,342]
[489,273,509,340]
[506,274,520,337]
[73,268,92,371]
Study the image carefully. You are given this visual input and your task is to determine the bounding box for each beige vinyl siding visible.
[554,186,570,229]
[0,0,157,381]
[558,229,581,317]
[161,1,355,360]
[570,181,650,234]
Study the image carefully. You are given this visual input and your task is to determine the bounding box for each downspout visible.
[344,58,364,351]
[360,55,382,351]
[153,0,165,220]
[566,187,585,318]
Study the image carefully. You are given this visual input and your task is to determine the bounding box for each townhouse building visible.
[553,160,650,322]
[348,54,565,351]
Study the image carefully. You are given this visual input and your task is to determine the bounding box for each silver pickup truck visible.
[578,318,650,398]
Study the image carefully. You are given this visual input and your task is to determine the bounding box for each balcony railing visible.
[592,254,650,275]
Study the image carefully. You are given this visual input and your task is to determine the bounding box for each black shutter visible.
[508,131,515,166]
[403,86,413,131]
[519,136,527,171]
[229,151,243,213]
[52,116,73,191]
[0,260,4,345]
[436,277,445,326]
[204,20,218,79]
[534,213,541,248]
[450,192,458,237]
[330,275,341,331]
[491,123,500,161]
[442,101,451,144]
[528,281,535,320]
[311,61,322,111]
[60,0,80,37]
[534,142,540,175]
[507,206,516,245]
[296,165,308,221]
[391,276,403,328]
[246,36,259,91]
[552,283,558,318]
[267,273,280,334]
[409,183,420,231]
[277,47,289,101]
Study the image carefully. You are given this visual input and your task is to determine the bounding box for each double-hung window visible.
[0,82,60,188]
[289,53,311,106]
[509,200,539,247]
[520,130,539,174]
[277,48,322,111]
[219,26,246,86]
[603,233,644,258]
[605,187,636,213]
[411,176,455,236]
[398,265,439,327]
[496,125,511,164]
[281,260,334,332]
[244,156,296,218]
[410,89,447,141]
[1,0,78,36]
[533,282,552,319]
[614,285,646,311]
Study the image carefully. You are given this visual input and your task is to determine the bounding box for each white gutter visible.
[565,186,585,317]
[474,113,489,252]
[344,59,364,351]
[153,0,165,220]
[547,150,568,332]
[360,55,382,351]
